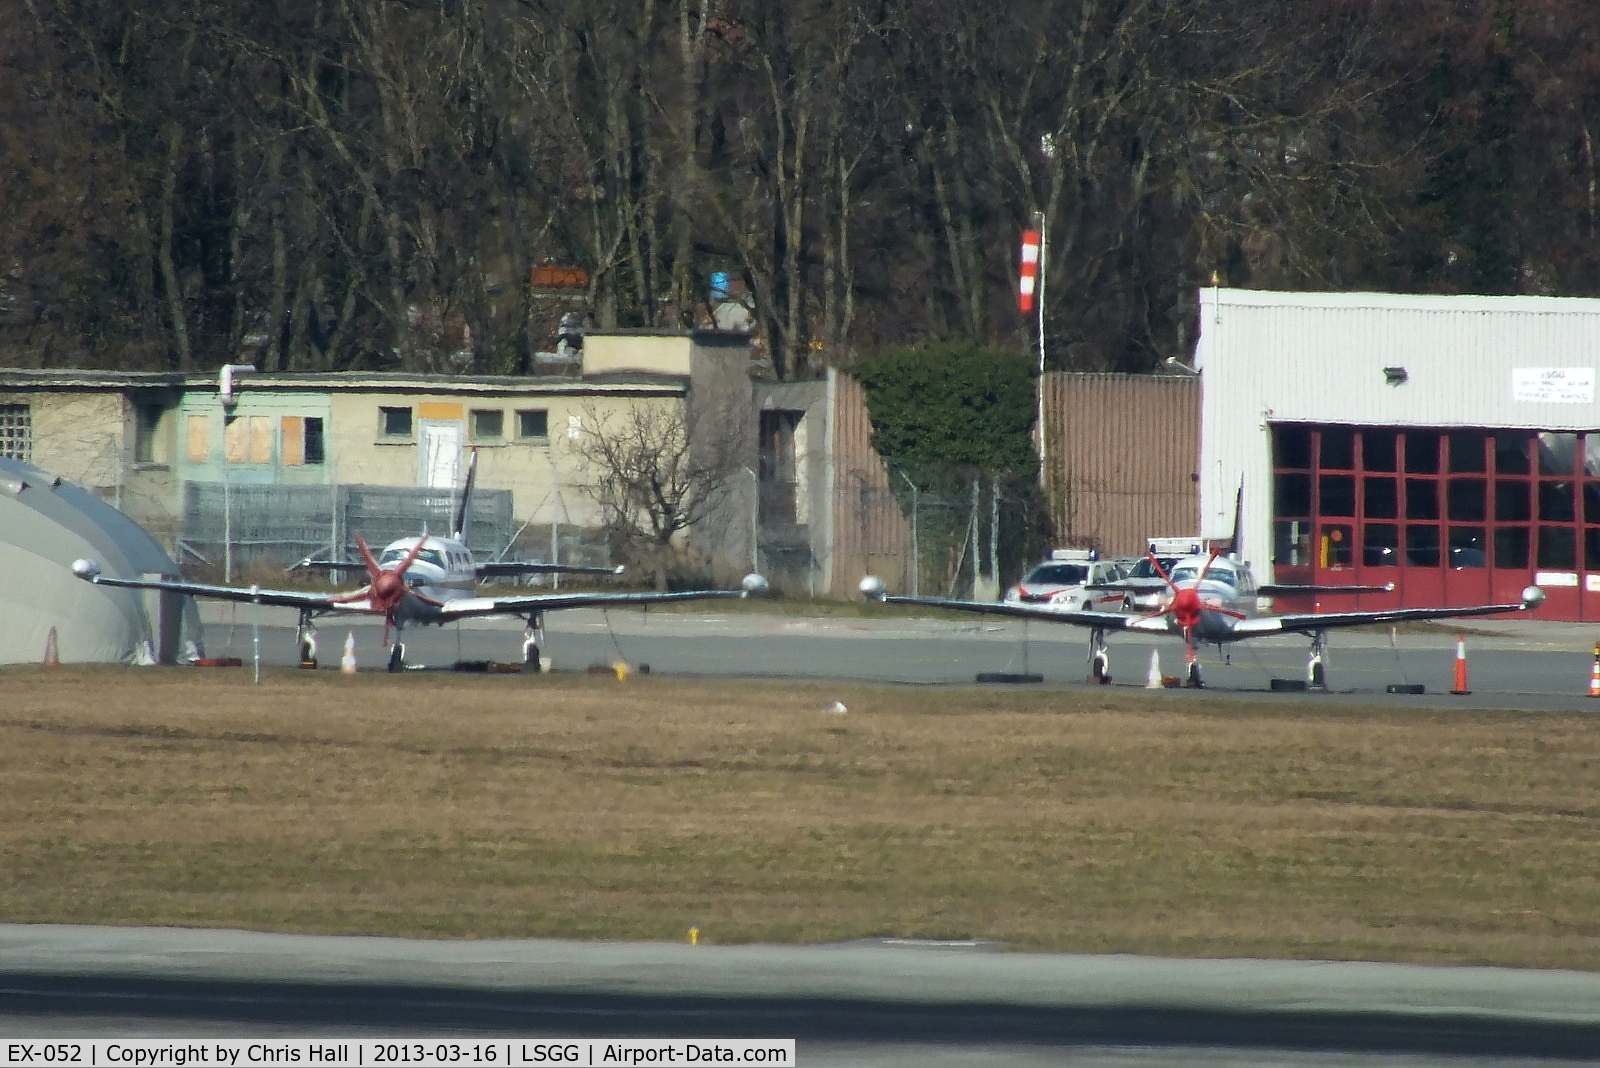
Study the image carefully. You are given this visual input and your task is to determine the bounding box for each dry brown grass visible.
[2,665,1598,970]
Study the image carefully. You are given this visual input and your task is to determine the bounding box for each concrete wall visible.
[583,333,693,376]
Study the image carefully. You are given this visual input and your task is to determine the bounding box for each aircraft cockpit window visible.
[378,546,445,569]
[1171,564,1237,588]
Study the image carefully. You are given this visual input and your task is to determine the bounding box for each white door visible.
[418,421,462,488]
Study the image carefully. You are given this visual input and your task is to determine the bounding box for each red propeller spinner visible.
[1136,547,1247,667]
[331,533,442,645]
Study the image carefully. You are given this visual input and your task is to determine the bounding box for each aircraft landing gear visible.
[1087,627,1112,684]
[1185,659,1204,687]
[387,639,406,673]
[1307,629,1328,691]
[521,614,546,674]
[296,611,318,669]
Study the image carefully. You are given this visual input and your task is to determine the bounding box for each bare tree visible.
[566,399,745,589]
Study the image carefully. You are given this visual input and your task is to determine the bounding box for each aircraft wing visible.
[72,561,370,613]
[863,589,1133,630]
[434,574,770,619]
[474,562,626,578]
[1230,588,1544,637]
[288,560,369,575]
[1257,582,1394,596]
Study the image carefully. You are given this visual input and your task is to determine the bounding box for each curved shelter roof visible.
[0,457,190,665]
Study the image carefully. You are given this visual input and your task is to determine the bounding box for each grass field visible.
[2,665,1597,970]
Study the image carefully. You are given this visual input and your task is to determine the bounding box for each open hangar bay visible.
[183,600,1600,711]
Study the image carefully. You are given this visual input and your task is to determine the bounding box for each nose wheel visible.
[296,611,318,669]
[387,639,406,673]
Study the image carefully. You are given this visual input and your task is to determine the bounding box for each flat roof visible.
[0,368,687,395]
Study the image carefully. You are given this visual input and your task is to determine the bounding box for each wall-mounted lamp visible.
[1382,366,1409,385]
[1164,356,1200,376]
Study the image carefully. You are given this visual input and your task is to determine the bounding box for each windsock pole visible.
[1450,635,1471,696]
[1021,213,1046,487]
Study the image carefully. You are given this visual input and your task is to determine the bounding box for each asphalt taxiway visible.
[2,925,1598,1064]
[190,600,1600,710]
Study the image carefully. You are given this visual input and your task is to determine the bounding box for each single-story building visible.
[1196,287,1600,621]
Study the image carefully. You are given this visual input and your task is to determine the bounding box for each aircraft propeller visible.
[331,532,444,646]
[1136,546,1247,676]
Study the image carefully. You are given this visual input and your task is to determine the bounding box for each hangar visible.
[0,456,199,665]
[1195,288,1600,621]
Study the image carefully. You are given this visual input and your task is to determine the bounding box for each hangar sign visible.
[1512,367,1594,404]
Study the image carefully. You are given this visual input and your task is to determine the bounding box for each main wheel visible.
[387,642,405,673]
[1186,661,1204,688]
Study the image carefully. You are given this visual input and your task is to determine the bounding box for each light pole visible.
[741,464,759,574]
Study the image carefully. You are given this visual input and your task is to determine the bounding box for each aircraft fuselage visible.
[376,536,480,623]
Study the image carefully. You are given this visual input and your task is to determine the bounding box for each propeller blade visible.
[1146,551,1177,588]
[354,532,382,578]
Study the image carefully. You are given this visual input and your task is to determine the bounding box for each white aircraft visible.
[73,450,769,672]
[860,548,1544,689]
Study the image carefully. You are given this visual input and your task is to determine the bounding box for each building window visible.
[517,409,549,442]
[134,403,162,463]
[224,415,272,464]
[380,406,413,439]
[471,408,505,442]
[281,416,325,466]
[186,415,209,463]
[0,403,30,462]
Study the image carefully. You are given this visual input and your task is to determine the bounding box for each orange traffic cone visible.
[1449,635,1471,696]
[42,626,59,666]
[1589,642,1600,698]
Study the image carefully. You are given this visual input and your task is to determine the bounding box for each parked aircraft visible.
[860,548,1544,688]
[72,450,768,672]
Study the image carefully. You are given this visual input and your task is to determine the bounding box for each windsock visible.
[1019,227,1041,313]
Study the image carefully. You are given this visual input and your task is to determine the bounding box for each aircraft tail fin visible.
[452,447,479,543]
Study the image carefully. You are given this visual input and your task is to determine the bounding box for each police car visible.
[1117,537,1203,612]
[1003,549,1124,611]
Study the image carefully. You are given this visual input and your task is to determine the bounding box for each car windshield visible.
[1024,563,1090,586]
[1127,557,1180,579]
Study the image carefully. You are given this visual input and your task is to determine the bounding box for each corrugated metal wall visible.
[828,372,913,594]
[822,370,1200,595]
[1043,373,1200,557]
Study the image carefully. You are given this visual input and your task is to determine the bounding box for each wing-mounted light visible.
[1521,585,1546,609]
[859,576,888,602]
[71,558,102,581]
[741,573,770,597]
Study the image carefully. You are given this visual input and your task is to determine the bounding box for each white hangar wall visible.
[1194,288,1600,586]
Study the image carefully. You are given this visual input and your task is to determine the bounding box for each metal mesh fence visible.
[178,480,545,580]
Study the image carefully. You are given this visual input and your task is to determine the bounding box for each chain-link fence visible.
[178,481,609,582]
[845,471,1046,601]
